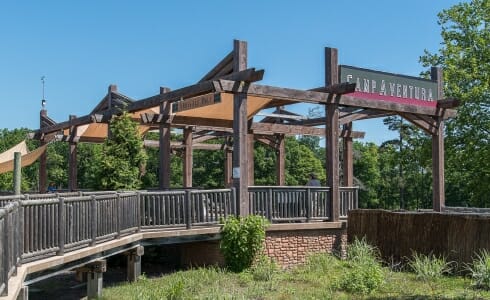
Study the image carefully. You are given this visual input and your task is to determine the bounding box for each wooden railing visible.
[248,186,359,222]
[0,186,357,296]
[0,202,21,296]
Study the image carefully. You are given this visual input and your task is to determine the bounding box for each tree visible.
[353,142,381,208]
[285,137,325,186]
[0,128,39,192]
[95,112,147,190]
[420,0,490,207]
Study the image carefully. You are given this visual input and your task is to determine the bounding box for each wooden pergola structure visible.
[33,40,457,220]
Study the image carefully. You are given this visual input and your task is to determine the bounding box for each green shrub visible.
[338,238,384,294]
[220,215,269,272]
[468,249,490,290]
[339,260,385,295]
[409,252,451,282]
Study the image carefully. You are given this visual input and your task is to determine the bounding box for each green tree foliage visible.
[0,128,39,192]
[95,112,147,190]
[285,137,325,185]
[353,142,381,208]
[420,0,490,207]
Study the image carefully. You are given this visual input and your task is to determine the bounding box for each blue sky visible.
[0,1,464,144]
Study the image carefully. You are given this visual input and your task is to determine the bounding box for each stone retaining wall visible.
[180,224,347,268]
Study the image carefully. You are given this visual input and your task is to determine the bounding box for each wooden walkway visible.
[0,186,358,299]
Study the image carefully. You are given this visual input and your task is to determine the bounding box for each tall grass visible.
[409,252,452,281]
[338,238,385,295]
[467,249,490,290]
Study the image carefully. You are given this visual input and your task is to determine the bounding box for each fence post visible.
[267,188,273,222]
[57,198,65,256]
[230,187,237,216]
[116,193,121,238]
[306,188,311,222]
[2,208,9,296]
[137,192,142,232]
[18,201,24,266]
[91,195,97,246]
[185,190,192,229]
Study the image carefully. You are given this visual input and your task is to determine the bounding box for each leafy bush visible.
[468,249,490,290]
[338,238,384,294]
[409,252,451,281]
[220,215,269,272]
[339,260,385,295]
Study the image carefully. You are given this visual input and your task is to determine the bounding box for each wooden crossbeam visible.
[143,140,224,150]
[35,114,100,136]
[309,82,356,94]
[199,51,234,82]
[254,135,279,148]
[339,109,394,125]
[437,98,460,108]
[399,112,438,135]
[219,80,456,118]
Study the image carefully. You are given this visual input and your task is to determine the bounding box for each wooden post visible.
[57,197,65,255]
[248,133,255,186]
[126,246,144,282]
[342,123,353,186]
[85,260,107,299]
[185,190,192,229]
[325,47,340,222]
[13,152,21,195]
[90,195,97,246]
[2,209,9,296]
[159,87,171,190]
[39,109,48,193]
[431,67,445,211]
[68,114,78,191]
[224,146,233,188]
[232,40,249,216]
[276,134,285,186]
[183,127,193,188]
[107,85,117,139]
[18,286,28,300]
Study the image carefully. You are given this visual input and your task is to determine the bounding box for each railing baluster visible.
[57,198,65,256]
[90,195,97,246]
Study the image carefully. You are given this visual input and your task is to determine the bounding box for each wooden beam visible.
[276,134,285,186]
[399,113,437,135]
[183,127,193,188]
[37,114,100,135]
[310,82,356,94]
[159,88,171,189]
[199,51,233,82]
[219,80,456,117]
[325,47,340,222]
[39,109,48,193]
[68,115,78,191]
[342,123,353,186]
[339,109,390,125]
[431,67,445,211]
[224,139,233,187]
[128,80,217,113]
[248,133,255,185]
[437,98,460,109]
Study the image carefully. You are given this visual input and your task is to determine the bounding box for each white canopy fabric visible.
[0,141,28,164]
[0,142,48,174]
